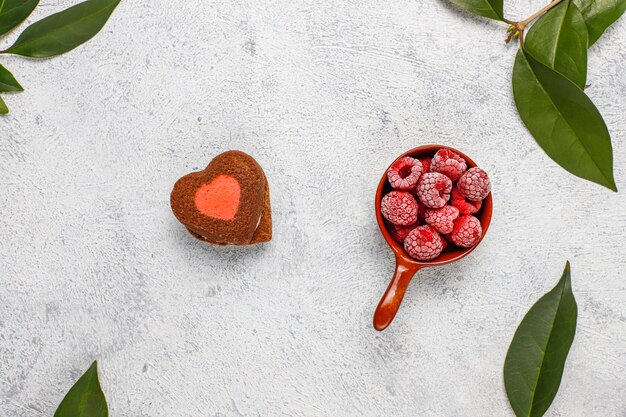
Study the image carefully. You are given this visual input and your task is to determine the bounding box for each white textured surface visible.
[1,0,625,416]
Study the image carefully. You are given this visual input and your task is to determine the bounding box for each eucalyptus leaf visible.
[573,0,626,45]
[54,361,108,417]
[4,0,120,58]
[0,96,8,114]
[513,50,616,191]
[0,63,23,92]
[525,0,588,89]
[504,262,577,417]
[0,0,39,37]
[447,0,504,21]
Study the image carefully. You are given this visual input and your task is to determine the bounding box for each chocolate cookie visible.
[171,150,272,245]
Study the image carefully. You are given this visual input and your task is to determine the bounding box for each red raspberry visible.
[451,187,482,215]
[387,223,415,243]
[424,205,460,234]
[420,157,432,174]
[387,156,423,191]
[430,149,467,181]
[404,225,444,261]
[416,172,452,209]
[450,215,482,247]
[381,191,418,226]
[458,167,491,201]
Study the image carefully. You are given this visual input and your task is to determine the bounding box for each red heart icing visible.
[194,175,241,221]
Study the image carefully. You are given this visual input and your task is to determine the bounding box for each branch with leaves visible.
[0,0,120,115]
[447,0,625,191]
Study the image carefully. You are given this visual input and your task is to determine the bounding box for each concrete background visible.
[1,0,625,416]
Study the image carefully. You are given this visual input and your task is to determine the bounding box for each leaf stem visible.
[504,0,565,45]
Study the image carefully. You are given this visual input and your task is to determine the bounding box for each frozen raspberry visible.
[387,156,423,191]
[424,205,460,234]
[430,149,467,181]
[381,191,418,226]
[450,215,482,248]
[387,223,415,243]
[420,157,432,174]
[458,167,491,201]
[451,187,482,215]
[404,225,444,261]
[416,172,452,209]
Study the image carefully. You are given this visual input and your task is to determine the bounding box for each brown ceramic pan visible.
[373,145,493,331]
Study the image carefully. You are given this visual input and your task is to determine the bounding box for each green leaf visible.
[504,261,578,417]
[0,96,8,114]
[54,361,108,417]
[0,63,23,92]
[447,0,504,21]
[512,49,616,191]
[525,0,588,89]
[4,0,120,58]
[573,0,626,45]
[0,0,39,37]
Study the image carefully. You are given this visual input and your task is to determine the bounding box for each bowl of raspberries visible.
[373,145,492,331]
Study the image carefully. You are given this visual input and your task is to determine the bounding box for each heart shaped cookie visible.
[171,150,272,245]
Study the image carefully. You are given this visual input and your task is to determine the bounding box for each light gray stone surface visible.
[1,1,625,416]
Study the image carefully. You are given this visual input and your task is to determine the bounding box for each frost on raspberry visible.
[387,223,415,243]
[424,205,459,234]
[458,167,491,201]
[430,149,467,181]
[387,156,423,191]
[450,215,482,248]
[416,172,452,209]
[451,187,482,215]
[404,225,444,261]
[381,191,418,226]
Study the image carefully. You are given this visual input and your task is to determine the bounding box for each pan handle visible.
[373,254,423,331]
